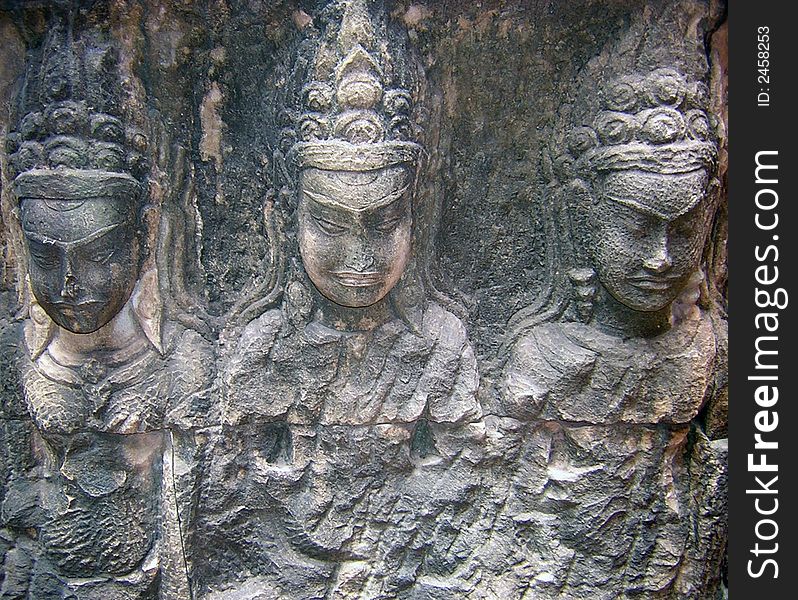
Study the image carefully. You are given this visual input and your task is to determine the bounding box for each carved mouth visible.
[333,271,383,288]
[627,277,678,291]
[51,299,105,310]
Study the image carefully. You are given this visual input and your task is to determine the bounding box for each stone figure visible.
[198,2,482,597]
[502,68,727,598]
[0,2,729,598]
[1,16,212,600]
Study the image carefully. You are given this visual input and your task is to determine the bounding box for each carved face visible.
[589,169,713,312]
[297,165,412,308]
[20,197,139,334]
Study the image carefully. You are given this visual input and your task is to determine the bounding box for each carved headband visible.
[13,169,142,202]
[580,140,717,175]
[292,139,420,171]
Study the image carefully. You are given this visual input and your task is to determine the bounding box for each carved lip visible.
[333,271,383,287]
[627,276,678,291]
[51,299,105,309]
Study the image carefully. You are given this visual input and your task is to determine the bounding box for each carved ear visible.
[131,266,164,355]
[560,179,596,269]
[24,281,55,361]
[566,179,595,206]
[390,277,424,336]
[563,179,596,233]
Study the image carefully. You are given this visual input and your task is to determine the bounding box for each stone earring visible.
[568,267,598,323]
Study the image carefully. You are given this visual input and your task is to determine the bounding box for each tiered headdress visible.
[287,0,421,173]
[7,16,145,207]
[540,68,721,323]
[553,68,717,194]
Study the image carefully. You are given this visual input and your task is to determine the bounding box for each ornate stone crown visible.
[287,0,421,172]
[7,18,145,204]
[555,68,718,180]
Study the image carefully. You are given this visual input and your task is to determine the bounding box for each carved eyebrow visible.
[302,188,338,207]
[302,184,410,212]
[375,185,411,206]
[602,193,670,221]
[23,222,125,249]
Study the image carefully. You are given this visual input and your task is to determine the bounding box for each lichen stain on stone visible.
[110,1,148,130]
[473,9,501,34]
[200,82,224,170]
[0,17,25,124]
[403,5,429,29]
[455,14,472,34]
[710,21,728,175]
[293,10,313,30]
[210,46,227,66]
[454,9,501,40]
[441,65,459,121]
[147,5,186,70]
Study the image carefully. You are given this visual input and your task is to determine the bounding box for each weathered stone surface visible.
[0,1,727,599]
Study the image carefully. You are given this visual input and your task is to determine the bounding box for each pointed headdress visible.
[7,14,146,206]
[289,0,421,172]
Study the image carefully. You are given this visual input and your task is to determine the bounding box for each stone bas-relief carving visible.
[502,68,727,598]
[197,3,484,597]
[1,14,213,600]
[0,1,728,599]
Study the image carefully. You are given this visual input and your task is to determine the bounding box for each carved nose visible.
[345,251,375,273]
[60,263,78,300]
[643,254,672,273]
[642,236,672,273]
[643,223,673,273]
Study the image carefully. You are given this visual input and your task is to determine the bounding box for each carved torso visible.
[225,301,480,427]
[11,320,212,596]
[198,301,481,597]
[499,308,726,597]
[0,2,730,599]
[504,308,719,426]
[20,324,213,435]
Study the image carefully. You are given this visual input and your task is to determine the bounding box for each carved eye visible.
[627,220,648,239]
[375,217,402,233]
[669,215,697,240]
[29,244,61,270]
[313,216,347,236]
[620,210,652,238]
[89,249,116,265]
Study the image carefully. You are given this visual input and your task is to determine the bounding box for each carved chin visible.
[608,284,678,312]
[315,278,392,308]
[37,291,131,334]
[44,304,111,334]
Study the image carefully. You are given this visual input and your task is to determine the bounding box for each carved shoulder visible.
[418,302,481,424]
[18,359,87,434]
[163,326,217,430]
[503,323,598,421]
[220,309,285,425]
[230,309,284,363]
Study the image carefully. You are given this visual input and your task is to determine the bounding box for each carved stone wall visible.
[0,1,727,599]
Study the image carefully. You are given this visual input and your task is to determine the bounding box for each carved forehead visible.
[299,165,412,211]
[20,197,133,243]
[600,169,709,220]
